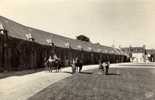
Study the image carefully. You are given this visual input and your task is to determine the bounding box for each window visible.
[77,45,82,50]
[0,23,4,34]
[88,47,92,51]
[46,39,55,46]
[104,49,108,53]
[25,33,33,41]
[46,39,52,44]
[0,23,4,30]
[65,41,70,48]
[97,49,101,52]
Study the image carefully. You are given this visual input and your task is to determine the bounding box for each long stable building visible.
[0,16,129,72]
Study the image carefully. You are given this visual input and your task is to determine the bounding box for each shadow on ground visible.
[106,73,120,75]
[79,72,93,74]
[119,64,155,67]
[63,71,93,75]
[0,68,44,79]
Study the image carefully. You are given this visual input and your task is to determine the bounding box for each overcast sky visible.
[0,0,155,48]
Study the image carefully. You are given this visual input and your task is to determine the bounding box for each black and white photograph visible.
[0,0,155,100]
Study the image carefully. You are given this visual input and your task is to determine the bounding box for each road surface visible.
[0,63,155,100]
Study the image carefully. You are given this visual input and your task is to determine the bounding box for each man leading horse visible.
[45,54,62,72]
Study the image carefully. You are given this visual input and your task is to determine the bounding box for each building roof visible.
[0,16,126,56]
[146,49,155,55]
[121,46,145,53]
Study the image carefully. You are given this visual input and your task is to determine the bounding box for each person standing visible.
[71,58,76,74]
[47,56,55,72]
[75,57,79,72]
[105,61,110,75]
[78,59,83,73]
[98,60,104,73]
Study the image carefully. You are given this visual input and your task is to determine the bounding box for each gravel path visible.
[0,65,98,100]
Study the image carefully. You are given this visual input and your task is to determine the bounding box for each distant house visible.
[121,46,151,63]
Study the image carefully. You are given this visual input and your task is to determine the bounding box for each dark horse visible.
[75,58,83,73]
[45,59,63,72]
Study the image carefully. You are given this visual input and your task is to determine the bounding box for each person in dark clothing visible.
[75,57,79,72]
[98,60,104,72]
[78,60,83,73]
[105,61,110,75]
[75,57,83,73]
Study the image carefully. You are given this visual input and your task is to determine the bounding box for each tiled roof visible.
[0,16,126,56]
[146,49,155,54]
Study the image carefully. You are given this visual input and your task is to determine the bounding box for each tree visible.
[95,42,100,45]
[76,35,90,42]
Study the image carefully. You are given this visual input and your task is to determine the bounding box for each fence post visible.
[0,34,3,72]
[0,29,8,72]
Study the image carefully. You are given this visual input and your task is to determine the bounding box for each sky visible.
[0,0,155,49]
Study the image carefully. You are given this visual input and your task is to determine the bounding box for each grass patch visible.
[28,68,155,100]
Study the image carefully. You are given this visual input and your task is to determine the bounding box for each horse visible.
[45,58,63,72]
[98,61,110,75]
[54,59,63,72]
[44,60,54,72]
